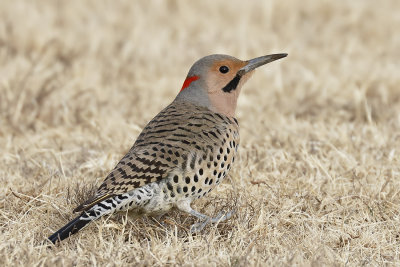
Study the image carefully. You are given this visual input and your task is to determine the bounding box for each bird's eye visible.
[219,66,229,74]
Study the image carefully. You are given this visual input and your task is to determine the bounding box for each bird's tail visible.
[48,213,92,244]
[48,193,131,244]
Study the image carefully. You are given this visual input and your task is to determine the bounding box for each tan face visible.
[176,53,287,118]
[206,59,254,117]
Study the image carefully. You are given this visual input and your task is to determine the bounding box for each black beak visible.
[238,53,288,76]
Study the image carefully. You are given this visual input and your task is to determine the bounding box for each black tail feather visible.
[48,214,91,244]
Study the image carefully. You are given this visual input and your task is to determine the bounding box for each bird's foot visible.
[190,209,235,233]
[176,200,235,233]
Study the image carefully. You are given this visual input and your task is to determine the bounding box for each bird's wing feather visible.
[74,101,232,212]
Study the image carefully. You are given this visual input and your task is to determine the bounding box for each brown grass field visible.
[1,0,400,266]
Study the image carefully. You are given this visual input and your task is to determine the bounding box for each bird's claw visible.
[189,209,235,233]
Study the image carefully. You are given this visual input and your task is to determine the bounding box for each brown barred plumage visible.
[74,101,239,212]
[48,53,287,244]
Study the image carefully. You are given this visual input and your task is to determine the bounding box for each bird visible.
[48,53,287,244]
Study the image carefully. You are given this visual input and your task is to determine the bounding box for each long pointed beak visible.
[238,53,288,76]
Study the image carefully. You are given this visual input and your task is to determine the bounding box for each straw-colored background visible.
[1,0,400,265]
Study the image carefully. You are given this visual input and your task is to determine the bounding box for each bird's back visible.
[75,100,240,213]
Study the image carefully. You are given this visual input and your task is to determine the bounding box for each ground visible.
[1,0,400,266]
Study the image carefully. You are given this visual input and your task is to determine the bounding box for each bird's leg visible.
[176,201,234,232]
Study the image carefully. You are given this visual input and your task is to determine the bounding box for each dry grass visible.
[1,0,400,266]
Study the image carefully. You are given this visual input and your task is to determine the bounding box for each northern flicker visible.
[48,53,287,244]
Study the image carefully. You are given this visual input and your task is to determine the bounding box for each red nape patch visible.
[180,76,200,92]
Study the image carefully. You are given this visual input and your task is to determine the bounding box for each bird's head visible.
[176,53,287,117]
